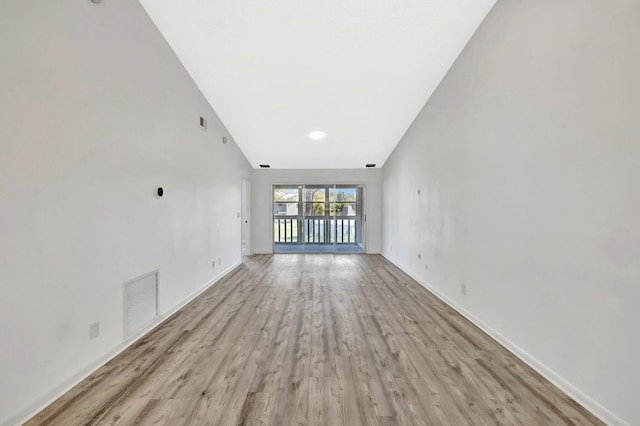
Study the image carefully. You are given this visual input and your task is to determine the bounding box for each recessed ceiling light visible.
[308,131,326,141]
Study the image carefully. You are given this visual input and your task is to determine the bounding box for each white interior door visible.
[241,178,250,256]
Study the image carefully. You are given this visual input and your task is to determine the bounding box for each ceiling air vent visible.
[365,164,376,168]
[260,164,270,168]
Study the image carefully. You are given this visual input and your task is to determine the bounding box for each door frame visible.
[272,183,366,253]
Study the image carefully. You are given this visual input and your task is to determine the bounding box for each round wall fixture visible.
[157,187,164,197]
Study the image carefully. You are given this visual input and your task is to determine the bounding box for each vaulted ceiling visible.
[139,0,496,169]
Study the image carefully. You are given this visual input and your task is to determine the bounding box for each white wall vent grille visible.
[124,270,158,338]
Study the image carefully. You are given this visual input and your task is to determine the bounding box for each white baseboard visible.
[10,261,242,426]
[380,252,628,426]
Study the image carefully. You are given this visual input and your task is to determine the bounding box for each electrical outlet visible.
[212,260,215,268]
[89,321,100,339]
[425,264,429,272]
[461,283,467,296]
[418,253,421,260]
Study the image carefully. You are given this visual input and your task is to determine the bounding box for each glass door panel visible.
[331,186,361,251]
[303,185,329,251]
[273,186,301,248]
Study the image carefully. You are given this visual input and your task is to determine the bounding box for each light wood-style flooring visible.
[27,254,603,425]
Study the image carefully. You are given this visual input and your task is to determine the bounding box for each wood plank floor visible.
[26,254,603,426]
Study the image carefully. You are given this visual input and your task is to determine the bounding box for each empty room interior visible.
[1,0,638,425]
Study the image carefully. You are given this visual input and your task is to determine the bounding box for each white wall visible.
[382,1,640,425]
[0,1,251,424]
[251,169,382,254]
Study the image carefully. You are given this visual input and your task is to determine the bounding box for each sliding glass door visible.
[274,184,364,253]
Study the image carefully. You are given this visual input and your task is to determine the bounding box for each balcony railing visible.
[274,217,359,244]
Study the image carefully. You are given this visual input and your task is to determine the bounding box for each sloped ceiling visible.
[139,0,496,169]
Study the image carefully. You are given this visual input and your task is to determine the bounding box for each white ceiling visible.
[139,0,496,169]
